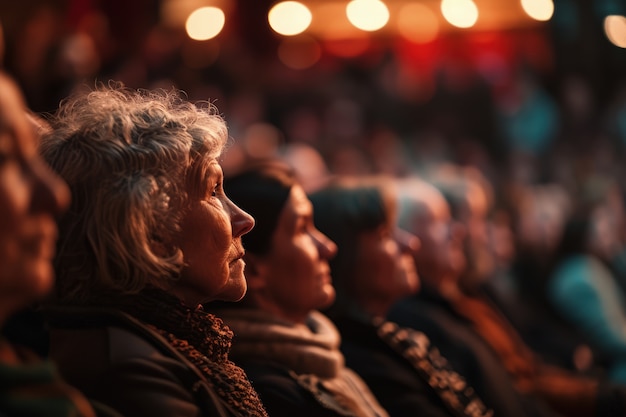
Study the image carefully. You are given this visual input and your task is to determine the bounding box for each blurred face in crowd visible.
[488,211,516,269]
[247,184,337,323]
[409,194,466,287]
[0,73,69,319]
[457,185,496,287]
[173,160,255,306]
[588,186,625,261]
[354,223,420,314]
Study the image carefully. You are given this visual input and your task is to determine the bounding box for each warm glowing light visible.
[605,15,626,48]
[397,3,439,43]
[521,0,554,21]
[440,0,478,29]
[346,0,390,32]
[185,7,225,40]
[278,35,321,69]
[268,1,312,36]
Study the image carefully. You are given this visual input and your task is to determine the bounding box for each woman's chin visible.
[215,275,248,302]
[25,262,55,299]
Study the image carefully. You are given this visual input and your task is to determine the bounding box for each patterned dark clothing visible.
[101,288,268,417]
[214,308,389,417]
[389,288,556,417]
[375,319,493,417]
[47,287,268,417]
[333,315,492,417]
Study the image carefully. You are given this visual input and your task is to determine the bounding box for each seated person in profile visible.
[547,175,626,384]
[391,175,626,417]
[39,85,267,417]
[210,160,389,417]
[0,71,117,417]
[309,175,493,417]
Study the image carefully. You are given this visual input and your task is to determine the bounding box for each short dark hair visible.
[224,159,297,256]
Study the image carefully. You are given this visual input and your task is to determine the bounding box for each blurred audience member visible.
[548,175,626,384]
[506,183,593,371]
[280,142,331,193]
[391,176,545,417]
[0,71,108,417]
[429,165,495,293]
[310,176,493,417]
[393,174,626,417]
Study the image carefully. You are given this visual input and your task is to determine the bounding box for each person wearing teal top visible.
[547,176,626,384]
[549,243,626,383]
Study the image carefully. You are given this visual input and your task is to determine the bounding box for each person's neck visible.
[422,274,463,301]
[249,294,310,325]
[0,300,22,331]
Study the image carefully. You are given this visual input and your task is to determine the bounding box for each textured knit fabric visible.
[85,287,268,417]
[216,308,388,417]
[0,340,97,417]
[373,318,493,417]
[332,311,495,417]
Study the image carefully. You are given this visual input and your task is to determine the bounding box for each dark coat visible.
[388,288,556,417]
[240,361,355,417]
[45,306,238,417]
[333,315,490,417]
[214,308,388,417]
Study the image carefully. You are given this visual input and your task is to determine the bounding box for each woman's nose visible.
[312,229,337,260]
[395,228,421,254]
[31,159,70,218]
[229,199,255,238]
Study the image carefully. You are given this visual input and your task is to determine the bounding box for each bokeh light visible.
[396,3,439,43]
[604,15,626,48]
[346,0,390,32]
[521,0,555,22]
[185,7,225,41]
[441,0,479,29]
[268,1,312,36]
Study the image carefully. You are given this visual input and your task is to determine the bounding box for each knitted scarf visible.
[88,288,268,417]
[216,308,389,417]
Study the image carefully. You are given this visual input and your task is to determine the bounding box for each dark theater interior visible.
[4,1,626,416]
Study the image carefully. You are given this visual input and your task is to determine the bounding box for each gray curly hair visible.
[40,84,228,302]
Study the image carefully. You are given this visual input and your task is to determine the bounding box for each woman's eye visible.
[211,183,220,197]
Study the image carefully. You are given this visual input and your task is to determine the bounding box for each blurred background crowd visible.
[3,0,626,187]
[3,0,626,376]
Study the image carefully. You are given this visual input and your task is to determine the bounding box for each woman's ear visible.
[243,253,268,291]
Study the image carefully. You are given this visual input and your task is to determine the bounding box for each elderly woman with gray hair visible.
[39,85,267,417]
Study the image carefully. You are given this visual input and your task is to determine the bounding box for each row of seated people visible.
[2,70,626,417]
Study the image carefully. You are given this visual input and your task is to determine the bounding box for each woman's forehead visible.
[286,185,311,215]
